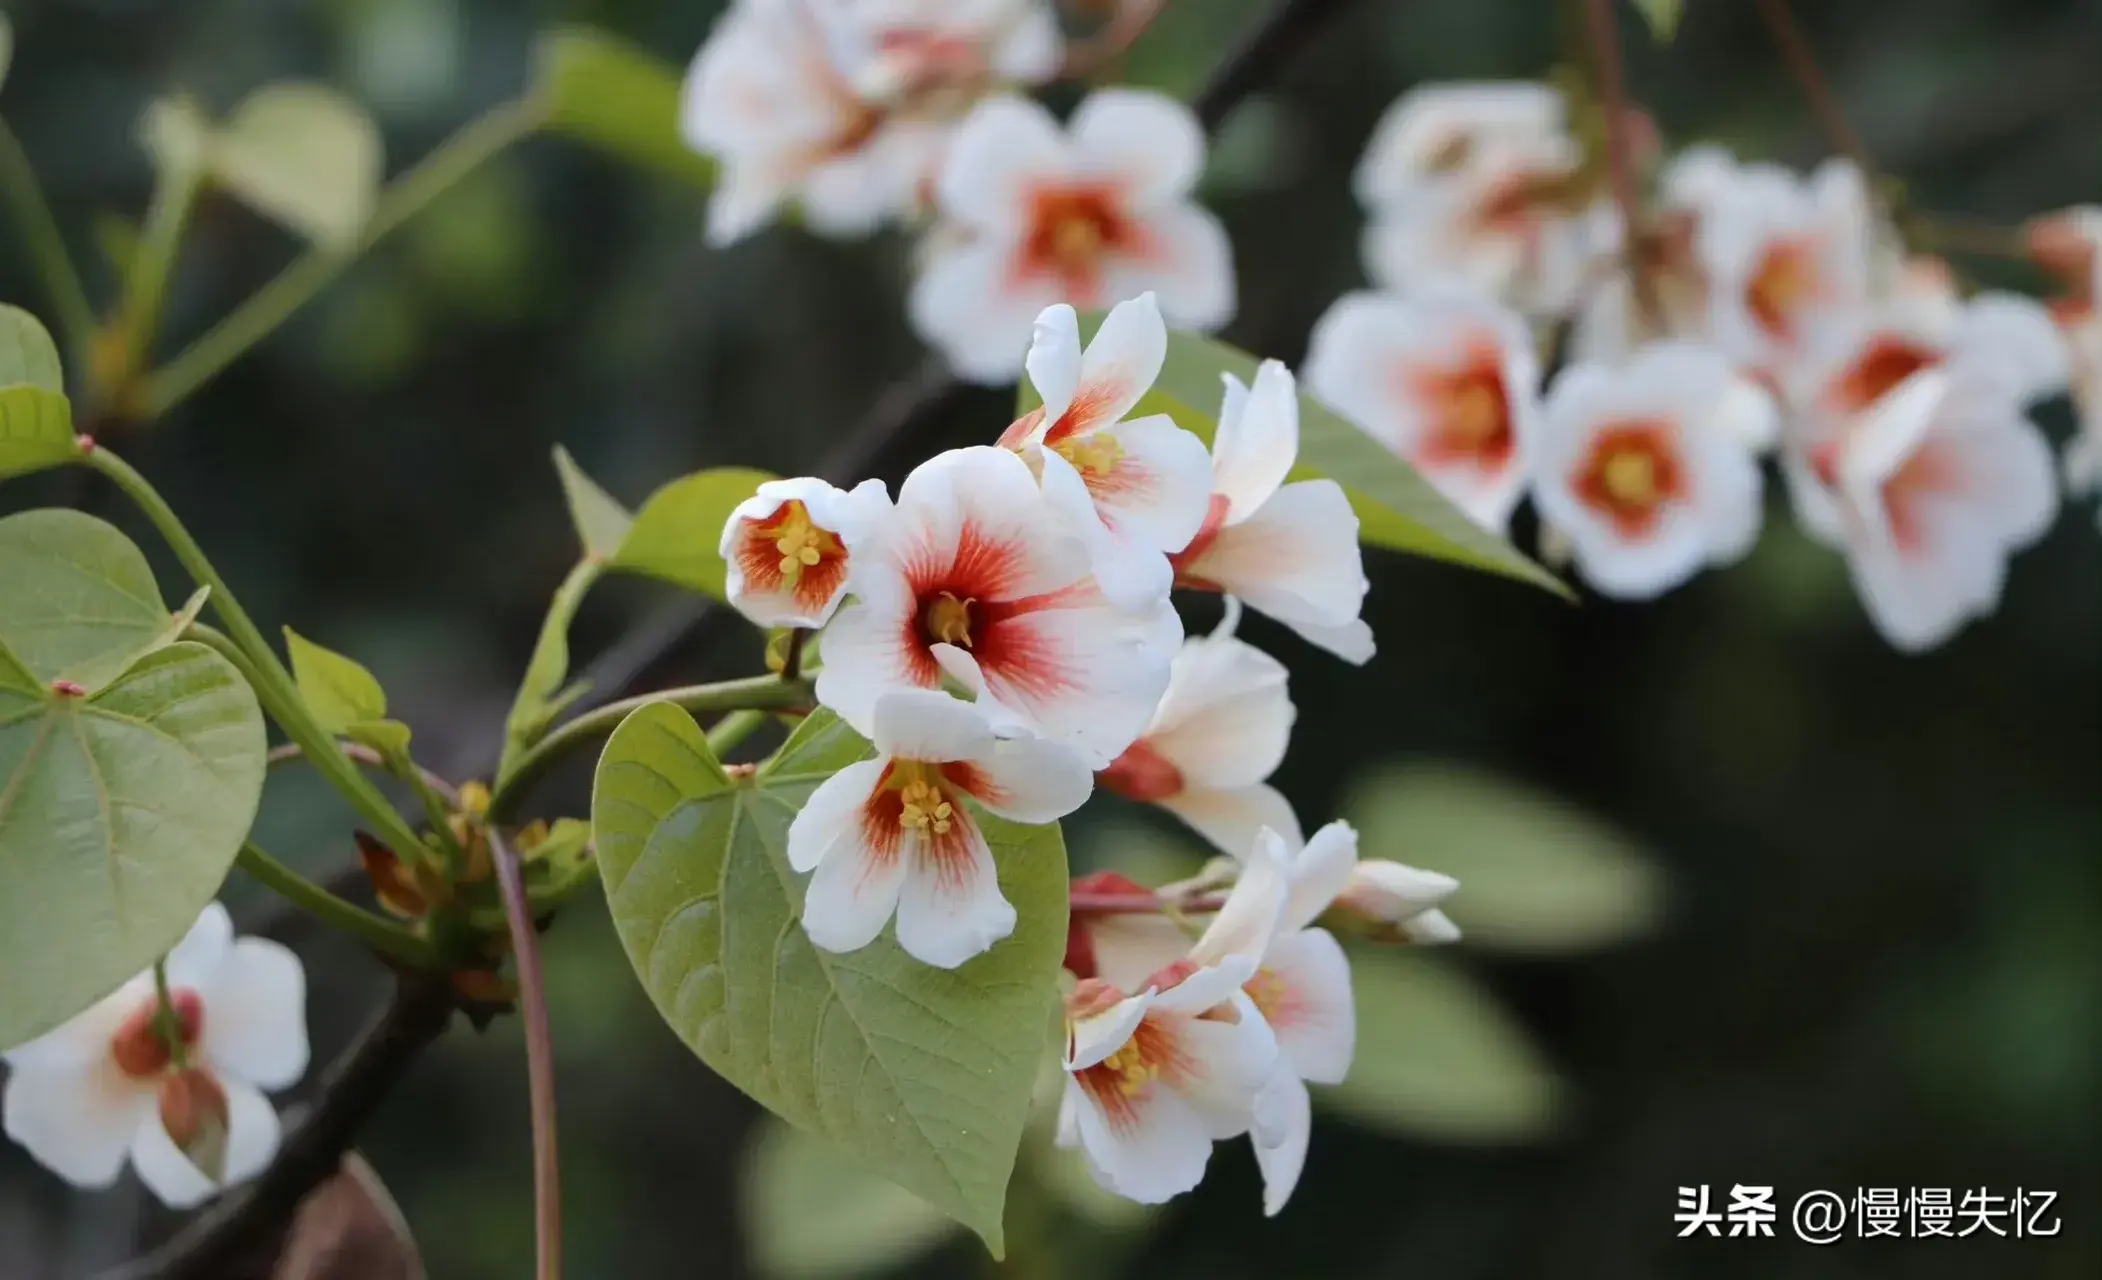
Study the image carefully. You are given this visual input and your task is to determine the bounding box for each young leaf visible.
[0,385,79,480]
[610,467,776,600]
[0,510,186,692]
[209,83,385,249]
[0,642,267,1051]
[592,705,1067,1256]
[532,26,714,188]
[1632,0,1685,41]
[552,445,634,561]
[284,627,389,734]
[0,304,64,393]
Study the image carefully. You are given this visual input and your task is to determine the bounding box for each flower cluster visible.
[721,293,1439,1209]
[1307,82,2089,651]
[1,905,308,1208]
[682,1,1236,383]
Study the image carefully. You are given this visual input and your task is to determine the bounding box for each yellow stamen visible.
[897,779,955,835]
[1054,431,1126,478]
[1601,450,1659,506]
[924,592,976,648]
[1051,215,1103,268]
[773,508,829,581]
[1100,1040,1159,1096]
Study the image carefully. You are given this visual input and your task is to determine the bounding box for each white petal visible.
[1187,481,1371,658]
[1172,993,1283,1139]
[936,93,1069,231]
[800,127,923,237]
[1112,204,1237,334]
[958,733,1094,824]
[1403,907,1463,945]
[894,812,1015,969]
[812,579,919,739]
[705,163,792,247]
[1279,820,1358,936]
[1065,988,1156,1071]
[1092,416,1215,555]
[129,1076,280,1209]
[1025,303,1084,425]
[973,589,1173,768]
[2,1063,151,1189]
[199,938,308,1093]
[786,759,889,875]
[1949,291,2069,407]
[1209,361,1300,525]
[3,975,151,1068]
[1085,914,1192,995]
[908,234,1049,383]
[1159,783,1305,863]
[1051,293,1167,440]
[796,765,910,955]
[1147,631,1294,789]
[990,2,1063,81]
[1250,1068,1311,1217]
[1259,928,1355,1085]
[1068,1074,1214,1205]
[1187,827,1290,970]
[869,689,995,763]
[1070,89,1205,208]
[163,902,235,991]
[1342,859,1460,923]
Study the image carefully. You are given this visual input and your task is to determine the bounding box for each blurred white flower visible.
[721,476,891,628]
[681,0,1061,245]
[789,690,1090,967]
[911,89,1235,382]
[1698,157,1876,381]
[1003,295,1216,607]
[1304,285,1543,532]
[1569,145,1741,364]
[1531,343,1776,599]
[816,445,1177,767]
[1170,361,1375,664]
[2,904,308,1209]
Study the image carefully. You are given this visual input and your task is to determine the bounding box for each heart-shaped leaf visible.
[0,385,78,481]
[209,83,384,248]
[533,26,714,188]
[0,305,63,393]
[592,705,1067,1255]
[610,466,776,601]
[0,509,199,692]
[0,641,267,1050]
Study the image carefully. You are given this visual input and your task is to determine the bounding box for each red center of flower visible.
[1075,1014,1188,1134]
[1409,337,1516,472]
[1827,336,1942,416]
[1746,235,1821,342]
[1167,492,1232,589]
[735,500,850,611]
[897,525,1081,703]
[1573,419,1686,539]
[109,989,205,1080]
[1018,185,1143,306]
[1096,738,1185,803]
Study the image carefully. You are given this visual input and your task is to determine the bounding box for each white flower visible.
[1170,361,1374,663]
[910,89,1235,382]
[2,904,308,1209]
[1304,286,1543,533]
[788,689,1090,967]
[1784,295,2067,650]
[681,0,1061,245]
[1002,295,1216,607]
[1531,343,1776,599]
[1098,608,1301,858]
[1698,158,1875,380]
[1055,832,1288,1205]
[816,444,1177,766]
[1569,145,1740,364]
[721,476,890,628]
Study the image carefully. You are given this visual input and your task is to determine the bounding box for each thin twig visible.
[489,829,562,1280]
[1059,0,1166,81]
[1068,890,1228,915]
[1583,0,1659,329]
[267,739,464,808]
[1754,0,1874,181]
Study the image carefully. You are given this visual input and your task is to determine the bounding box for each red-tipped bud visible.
[158,1068,231,1183]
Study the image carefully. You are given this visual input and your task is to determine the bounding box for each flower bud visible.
[158,1068,231,1184]
[1333,859,1462,945]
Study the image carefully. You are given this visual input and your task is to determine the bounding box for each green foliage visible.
[0,14,12,92]
[1347,762,1664,953]
[612,466,775,599]
[208,84,384,248]
[1633,0,1685,41]
[0,511,202,689]
[0,305,64,393]
[284,626,412,756]
[552,445,634,561]
[1324,950,1562,1142]
[592,704,1069,1255]
[533,26,714,187]
[0,356,78,479]
[743,1119,958,1279]
[0,636,266,1050]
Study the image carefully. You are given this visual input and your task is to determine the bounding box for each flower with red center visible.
[1532,344,1775,599]
[999,295,1215,607]
[680,0,1061,246]
[787,689,1090,967]
[1784,294,2067,650]
[1097,607,1300,857]
[816,444,1176,767]
[721,476,889,628]
[909,89,1234,382]
[1055,833,1288,1205]
[1168,360,1374,664]
[1698,158,1874,376]
[1,904,308,1208]
[1304,286,1542,533]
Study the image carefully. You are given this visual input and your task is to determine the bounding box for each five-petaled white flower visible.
[681,0,1062,246]
[999,295,1216,608]
[789,689,1091,968]
[1097,606,1301,858]
[1170,360,1374,663]
[911,88,1235,382]
[1056,833,1287,1205]
[2,904,307,1209]
[1531,343,1777,599]
[721,476,891,628]
[816,444,1177,767]
[1697,157,1875,380]
[1783,294,2066,650]
[1304,286,1543,533]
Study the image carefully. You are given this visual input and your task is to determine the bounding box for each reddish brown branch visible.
[489,830,562,1280]
[1755,0,1874,180]
[1584,0,1659,328]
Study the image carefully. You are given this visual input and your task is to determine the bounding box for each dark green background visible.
[1,0,2096,1276]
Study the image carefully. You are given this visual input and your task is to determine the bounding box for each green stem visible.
[119,138,206,395]
[236,842,440,968]
[390,752,467,873]
[0,117,97,359]
[142,96,549,417]
[152,959,190,1071]
[498,558,605,781]
[487,675,814,825]
[707,708,768,758]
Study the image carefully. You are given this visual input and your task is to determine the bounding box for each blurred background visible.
[1,0,2097,1276]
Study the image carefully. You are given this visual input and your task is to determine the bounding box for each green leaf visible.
[552,446,634,562]
[593,705,1067,1255]
[1632,0,1685,41]
[0,14,13,93]
[610,467,776,600]
[0,510,192,691]
[0,386,79,480]
[0,641,267,1050]
[208,83,384,249]
[346,718,413,757]
[1323,950,1562,1142]
[283,627,389,735]
[0,305,63,393]
[533,26,714,187]
[1346,762,1664,953]
[743,1118,961,1279]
